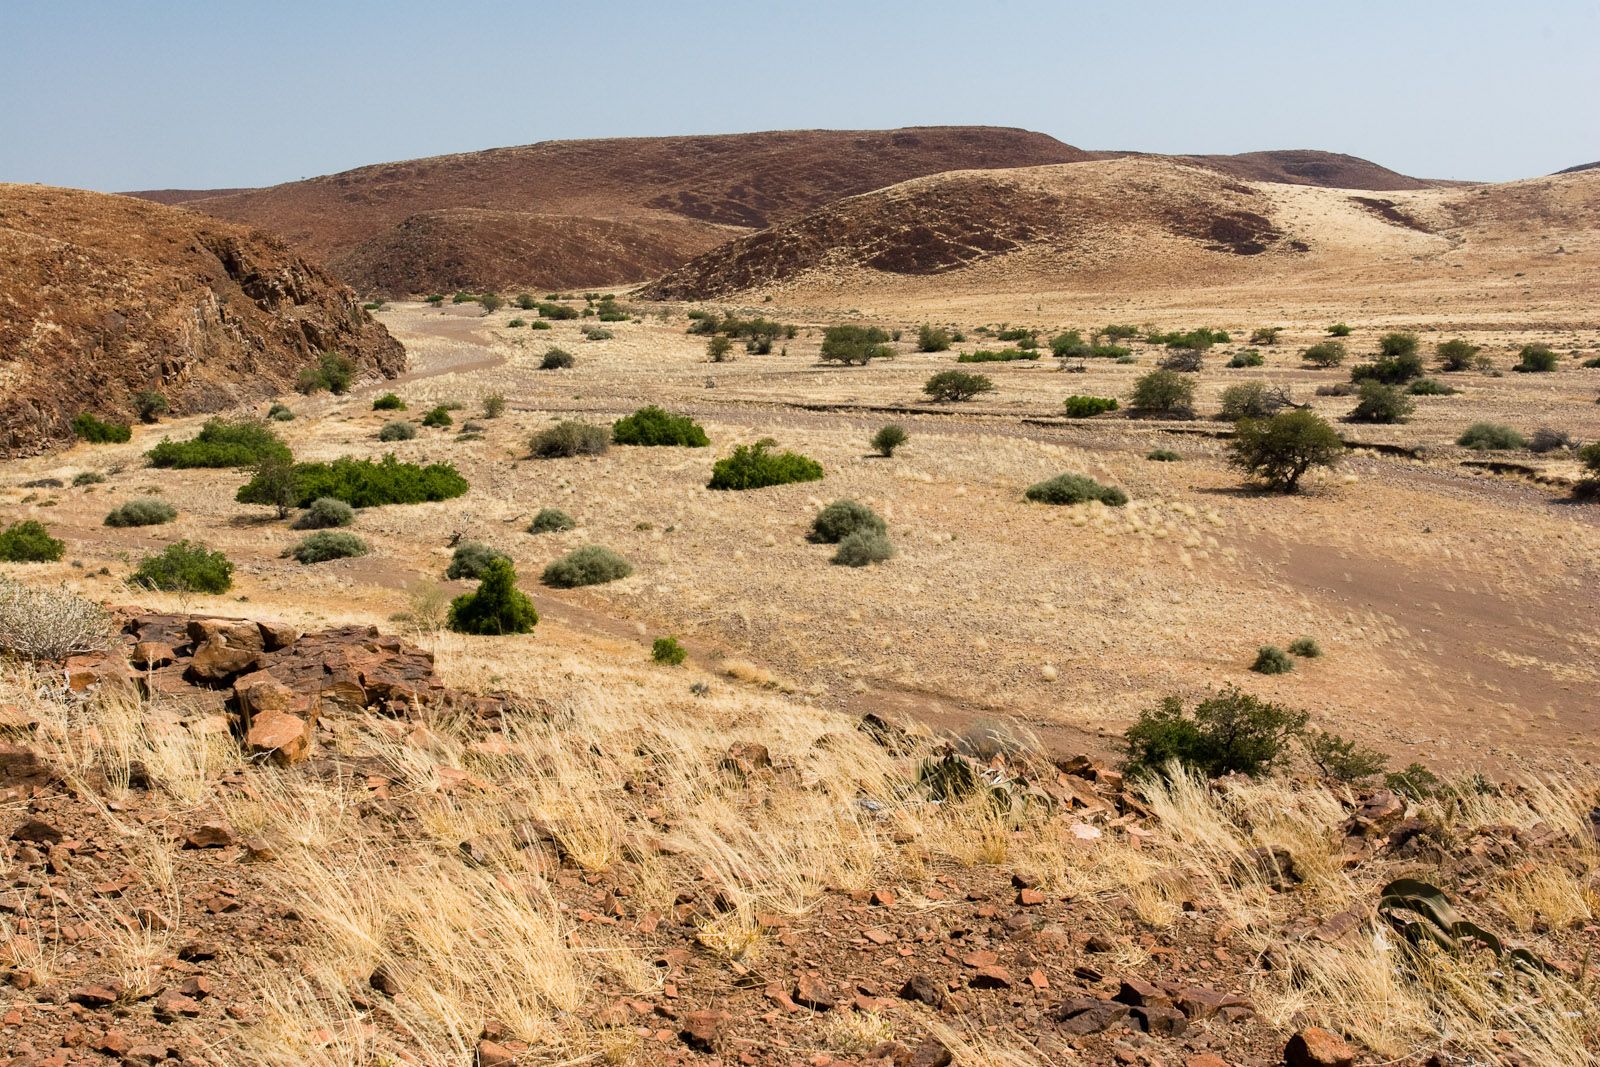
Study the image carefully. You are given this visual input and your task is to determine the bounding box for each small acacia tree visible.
[923,370,994,402]
[1123,687,1308,779]
[241,454,298,518]
[1228,409,1344,492]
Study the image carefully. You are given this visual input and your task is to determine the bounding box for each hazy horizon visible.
[2,0,1596,191]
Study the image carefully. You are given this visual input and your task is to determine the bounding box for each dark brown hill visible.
[175,128,1092,293]
[0,185,404,456]
[1175,149,1454,190]
[124,187,254,206]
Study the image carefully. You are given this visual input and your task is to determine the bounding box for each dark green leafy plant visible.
[1146,449,1181,462]
[131,540,232,593]
[373,393,406,410]
[956,348,1036,363]
[1303,729,1387,782]
[1349,380,1414,423]
[612,406,709,447]
[924,370,994,401]
[421,406,453,429]
[446,541,511,580]
[1123,687,1308,779]
[1228,409,1344,492]
[708,440,823,490]
[1025,473,1127,507]
[540,347,575,370]
[1128,369,1196,417]
[1302,340,1347,368]
[1512,343,1558,372]
[652,636,688,665]
[917,325,952,352]
[809,500,886,544]
[133,390,169,423]
[1251,645,1294,674]
[1227,349,1264,368]
[1063,395,1118,418]
[147,418,291,469]
[288,531,369,564]
[1456,422,1526,450]
[103,498,177,528]
[820,325,893,364]
[0,521,65,562]
[238,455,468,509]
[1049,331,1090,358]
[1436,338,1481,371]
[528,508,576,533]
[871,424,908,457]
[1350,352,1425,385]
[1287,636,1322,658]
[72,413,132,443]
[448,558,538,635]
[1327,323,1352,337]
[296,352,356,395]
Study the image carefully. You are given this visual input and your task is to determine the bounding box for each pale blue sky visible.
[2,0,1596,190]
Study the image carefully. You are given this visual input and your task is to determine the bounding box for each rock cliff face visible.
[0,184,405,456]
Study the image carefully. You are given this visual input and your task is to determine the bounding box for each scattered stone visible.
[678,1009,728,1052]
[969,965,1013,989]
[11,818,63,845]
[899,973,945,1008]
[1056,997,1131,1035]
[793,974,837,1011]
[182,822,236,849]
[1284,1027,1355,1067]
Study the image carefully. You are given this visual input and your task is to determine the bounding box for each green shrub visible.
[706,335,734,362]
[1572,441,1600,500]
[1128,369,1196,417]
[708,440,823,490]
[923,370,995,402]
[507,318,527,329]
[448,558,538,635]
[296,352,356,395]
[537,301,579,320]
[288,531,369,564]
[72,413,132,444]
[267,402,295,422]
[1327,323,1352,337]
[1062,395,1118,418]
[1385,762,1443,799]
[133,390,169,423]
[1348,381,1414,423]
[1025,473,1127,507]
[291,497,355,530]
[421,406,453,429]
[1122,687,1308,779]
[652,636,688,665]
[147,418,291,469]
[540,347,574,370]
[528,508,576,534]
[373,393,406,410]
[541,545,633,587]
[1228,409,1344,492]
[1303,729,1388,782]
[481,394,507,419]
[378,421,417,442]
[582,325,614,341]
[1100,324,1141,340]
[917,324,953,352]
[1436,338,1481,371]
[479,293,504,314]
[1288,636,1322,658]
[1250,327,1282,346]
[820,325,893,364]
[529,320,551,331]
[515,293,536,310]
[809,500,886,544]
[1377,332,1419,358]
[871,424,908,457]
[1302,340,1347,368]
[1456,422,1526,451]
[0,521,65,562]
[1408,377,1456,395]
[452,291,477,304]
[425,295,445,306]
[72,471,106,487]
[131,540,232,594]
[1252,645,1294,674]
[832,529,895,567]
[103,498,177,528]
[238,455,468,509]
[529,421,609,458]
[1512,343,1558,372]
[1147,449,1181,462]
[1582,355,1600,369]
[1350,352,1424,384]
[1089,344,1131,360]
[612,406,709,447]
[1160,347,1207,372]
[1218,381,1290,421]
[1227,349,1265,368]
[956,348,1036,363]
[445,540,511,580]
[1049,331,1089,358]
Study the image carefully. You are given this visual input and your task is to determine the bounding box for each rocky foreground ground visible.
[1,611,1597,1067]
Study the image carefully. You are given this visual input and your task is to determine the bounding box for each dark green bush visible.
[479,293,504,314]
[1327,323,1353,337]
[708,439,823,490]
[1227,349,1265,368]
[820,325,893,364]
[871,424,908,457]
[917,325,952,352]
[0,521,65,562]
[296,352,356,395]
[706,335,735,362]
[1512,343,1558,372]
[378,421,417,442]
[1250,327,1282,346]
[1303,729,1388,782]
[809,500,886,544]
[1436,338,1481,371]
[448,558,538,635]
[291,497,355,530]
[530,421,609,458]
[104,498,177,528]
[528,508,576,534]
[537,302,579,320]
[131,540,232,593]
[452,292,477,304]
[1062,395,1118,418]
[1147,449,1182,462]
[833,529,895,567]
[421,407,453,429]
[1408,378,1456,395]
[1571,442,1600,500]
[1377,332,1419,358]
[612,406,709,447]
[1288,636,1322,658]
[1252,645,1294,674]
[147,418,291,469]
[288,531,369,564]
[1456,422,1526,450]
[72,413,132,444]
[1025,473,1127,507]
[1228,409,1344,492]
[1089,344,1131,360]
[1350,352,1424,384]
[1100,324,1141,340]
[652,636,688,665]
[267,402,295,422]
[1128,369,1196,417]
[529,320,551,331]
[1302,341,1347,368]
[514,294,536,310]
[72,471,106,487]
[446,541,512,580]
[1385,762,1443,799]
[957,348,1037,363]
[1123,687,1307,779]
[238,455,468,509]
[540,347,575,370]
[133,390,169,423]
[541,545,633,587]
[373,393,406,410]
[923,370,995,401]
[1049,331,1090,358]
[1348,381,1414,423]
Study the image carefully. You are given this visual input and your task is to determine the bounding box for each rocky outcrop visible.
[0,184,406,456]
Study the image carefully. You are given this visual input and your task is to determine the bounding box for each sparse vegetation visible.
[1218,381,1291,421]
[0,520,65,562]
[267,402,295,422]
[1407,377,1456,395]
[238,455,469,509]
[870,424,908,457]
[446,541,511,580]
[72,412,132,444]
[809,500,887,544]
[1122,687,1308,779]
[1303,729,1388,782]
[923,370,994,402]
[956,348,1037,363]
[1327,322,1352,336]
[612,406,710,447]
[1349,380,1414,423]
[652,636,688,665]
[916,324,952,352]
[1436,338,1481,371]
[832,529,895,567]
[378,420,417,442]
[1252,644,1294,674]
[1227,349,1264,368]
[540,347,575,370]
[1146,448,1181,462]
[529,421,610,458]
[1527,427,1574,454]
[1302,340,1347,367]
[1377,332,1420,358]
[373,393,406,410]
[291,497,355,530]
[528,507,577,534]
[147,418,291,469]
[1288,636,1322,658]
[707,335,734,362]
[541,545,633,588]
[103,498,177,527]
[1512,343,1559,372]
[820,325,893,364]
[1025,473,1128,507]
[481,394,506,419]
[295,351,356,395]
[1250,327,1282,345]
[1062,395,1118,418]
[1128,369,1196,417]
[131,540,233,594]
[581,325,614,341]
[1228,409,1344,491]
[288,530,369,564]
[1049,331,1089,358]
[133,389,169,423]
[1350,351,1425,385]
[1573,441,1600,499]
[448,558,537,635]
[421,406,453,429]
[1456,422,1526,451]
[708,440,823,490]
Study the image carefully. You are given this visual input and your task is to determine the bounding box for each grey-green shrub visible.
[1252,645,1294,674]
[871,424,908,457]
[541,545,632,587]
[832,529,895,567]
[1128,369,1196,416]
[379,421,417,442]
[540,347,575,370]
[1349,381,1414,423]
[1513,344,1558,372]
[809,500,886,544]
[528,508,576,533]
[530,421,609,458]
[1288,636,1322,658]
[447,541,512,580]
[104,498,177,528]
[1456,422,1526,450]
[1025,473,1128,506]
[288,531,369,564]
[292,497,355,530]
